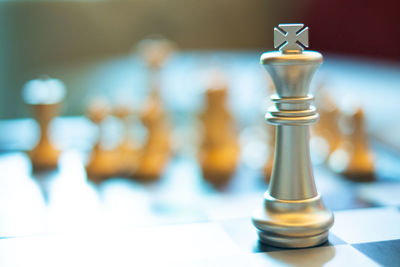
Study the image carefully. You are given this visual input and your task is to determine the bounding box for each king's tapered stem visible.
[269,125,317,200]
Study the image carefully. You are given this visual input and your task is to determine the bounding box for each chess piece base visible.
[86,149,119,182]
[328,147,375,182]
[29,141,60,170]
[201,170,235,187]
[257,229,329,248]
[118,144,139,177]
[342,172,375,182]
[252,193,334,248]
[199,144,239,186]
[133,151,170,182]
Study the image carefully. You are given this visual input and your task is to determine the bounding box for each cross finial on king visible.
[274,23,309,54]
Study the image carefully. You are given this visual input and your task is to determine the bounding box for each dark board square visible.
[323,233,347,246]
[353,239,400,266]
[255,240,290,252]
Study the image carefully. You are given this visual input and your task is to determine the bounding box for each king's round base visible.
[257,229,329,248]
[252,193,334,249]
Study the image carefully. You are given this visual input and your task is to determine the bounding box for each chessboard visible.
[0,140,399,266]
[1,207,399,266]
[0,50,400,266]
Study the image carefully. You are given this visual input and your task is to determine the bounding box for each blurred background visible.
[0,0,399,118]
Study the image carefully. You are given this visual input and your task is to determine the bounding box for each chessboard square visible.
[205,194,261,221]
[321,232,347,247]
[331,207,400,244]
[0,223,244,266]
[218,217,260,252]
[352,239,400,267]
[130,222,242,260]
[251,244,379,267]
[172,253,259,267]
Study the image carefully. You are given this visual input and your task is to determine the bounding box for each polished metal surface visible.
[252,24,334,248]
[274,24,309,54]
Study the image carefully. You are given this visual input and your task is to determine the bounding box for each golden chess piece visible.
[113,103,139,176]
[136,36,176,93]
[136,37,176,70]
[132,37,175,182]
[85,99,119,182]
[22,76,66,170]
[198,80,240,186]
[133,91,171,181]
[328,107,375,181]
[311,84,342,162]
[252,24,334,248]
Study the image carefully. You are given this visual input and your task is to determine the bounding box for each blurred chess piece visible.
[136,36,176,92]
[131,36,175,181]
[136,37,176,69]
[114,102,138,176]
[133,91,171,181]
[85,99,118,182]
[328,107,375,181]
[22,76,66,170]
[198,74,239,186]
[311,84,342,163]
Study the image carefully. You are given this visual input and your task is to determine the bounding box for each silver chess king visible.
[252,23,334,248]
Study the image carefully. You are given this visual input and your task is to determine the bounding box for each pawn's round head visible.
[87,99,109,124]
[114,103,133,119]
[22,76,66,105]
[136,37,176,69]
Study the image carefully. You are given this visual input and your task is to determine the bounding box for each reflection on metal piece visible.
[252,24,334,248]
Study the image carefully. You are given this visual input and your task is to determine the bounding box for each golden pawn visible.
[22,76,66,170]
[198,80,240,186]
[328,107,375,181]
[114,103,139,176]
[133,91,171,181]
[312,84,342,162]
[132,37,175,182]
[85,99,119,182]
